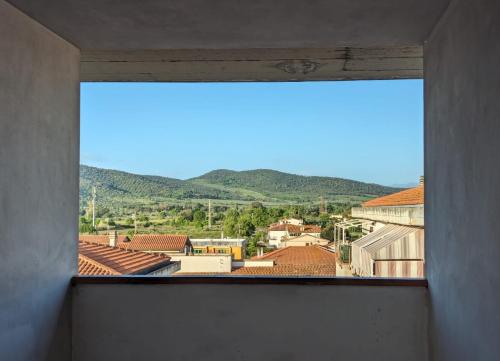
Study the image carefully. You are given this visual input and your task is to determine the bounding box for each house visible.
[126,234,193,255]
[78,241,180,276]
[277,217,304,226]
[281,234,330,247]
[79,233,130,247]
[80,233,193,255]
[349,179,425,278]
[190,238,247,260]
[350,224,424,277]
[232,246,336,276]
[267,223,322,248]
[172,254,233,274]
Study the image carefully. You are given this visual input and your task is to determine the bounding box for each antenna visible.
[208,200,212,230]
[133,212,137,234]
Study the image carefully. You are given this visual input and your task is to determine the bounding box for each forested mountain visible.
[190,169,398,202]
[80,165,399,208]
[80,165,240,208]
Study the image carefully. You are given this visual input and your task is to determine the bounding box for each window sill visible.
[72,275,428,287]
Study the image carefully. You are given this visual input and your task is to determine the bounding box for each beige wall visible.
[282,235,329,247]
[170,255,232,273]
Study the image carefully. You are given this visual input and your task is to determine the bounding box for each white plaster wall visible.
[72,284,428,361]
[0,1,79,360]
[425,0,500,360]
[170,254,233,273]
[352,206,424,226]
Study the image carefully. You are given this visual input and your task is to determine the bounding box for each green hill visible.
[190,169,398,203]
[80,165,399,209]
[80,165,242,209]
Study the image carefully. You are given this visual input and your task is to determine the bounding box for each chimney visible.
[256,241,266,257]
[109,230,118,247]
[419,176,425,186]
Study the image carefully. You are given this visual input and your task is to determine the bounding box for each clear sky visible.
[81,80,423,186]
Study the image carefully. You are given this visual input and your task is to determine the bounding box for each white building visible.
[281,234,330,247]
[350,179,425,278]
[268,223,322,248]
[170,254,233,274]
[277,218,304,226]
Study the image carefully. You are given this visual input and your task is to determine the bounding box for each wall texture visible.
[425,0,500,360]
[73,284,428,361]
[0,1,80,360]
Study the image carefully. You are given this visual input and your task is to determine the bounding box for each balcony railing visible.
[351,205,424,226]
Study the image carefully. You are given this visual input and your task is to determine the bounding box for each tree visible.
[319,213,330,227]
[179,209,193,222]
[223,209,240,237]
[246,231,266,257]
[247,206,269,227]
[238,213,256,237]
[250,201,264,209]
[193,209,206,228]
[79,216,96,234]
[321,224,336,241]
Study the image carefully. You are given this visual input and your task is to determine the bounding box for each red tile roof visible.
[126,234,190,252]
[302,225,322,233]
[362,185,424,207]
[78,241,173,275]
[79,234,190,252]
[232,264,337,276]
[233,246,336,276]
[268,224,321,233]
[79,234,130,246]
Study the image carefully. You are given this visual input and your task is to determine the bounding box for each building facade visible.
[190,238,247,260]
[350,180,425,278]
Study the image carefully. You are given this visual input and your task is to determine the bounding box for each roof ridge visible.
[252,246,292,260]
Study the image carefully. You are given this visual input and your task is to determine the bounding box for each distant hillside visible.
[80,165,399,208]
[80,165,242,208]
[190,169,398,203]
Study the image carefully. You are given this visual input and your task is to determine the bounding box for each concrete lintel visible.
[81,46,423,82]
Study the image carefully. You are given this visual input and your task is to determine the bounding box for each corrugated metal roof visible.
[352,224,420,256]
[364,227,417,255]
[352,224,400,248]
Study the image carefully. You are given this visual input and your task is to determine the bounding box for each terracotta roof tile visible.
[232,264,337,276]
[233,246,336,276]
[127,234,190,252]
[79,234,130,246]
[253,245,336,264]
[362,185,424,207]
[78,241,173,275]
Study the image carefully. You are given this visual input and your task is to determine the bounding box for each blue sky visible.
[81,80,423,186]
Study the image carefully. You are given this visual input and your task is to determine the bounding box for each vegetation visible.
[79,165,384,256]
[80,165,399,210]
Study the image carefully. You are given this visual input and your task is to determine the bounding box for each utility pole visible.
[91,186,96,228]
[319,196,326,214]
[208,200,212,230]
[133,212,137,234]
